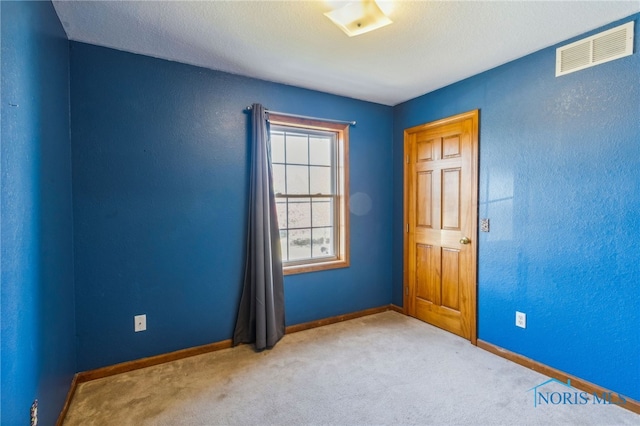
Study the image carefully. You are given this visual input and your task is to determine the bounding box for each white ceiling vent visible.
[556,21,634,77]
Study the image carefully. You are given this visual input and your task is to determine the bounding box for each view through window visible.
[269,115,349,274]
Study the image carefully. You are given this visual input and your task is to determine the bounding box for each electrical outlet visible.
[515,311,526,329]
[30,399,38,426]
[134,314,147,332]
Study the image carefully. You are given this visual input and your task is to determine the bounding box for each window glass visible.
[269,116,349,274]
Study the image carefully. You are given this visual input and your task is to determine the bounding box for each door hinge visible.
[406,224,409,233]
[406,155,409,164]
[405,286,409,296]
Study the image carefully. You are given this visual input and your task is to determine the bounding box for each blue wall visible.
[1,1,76,424]
[393,14,640,401]
[70,42,393,371]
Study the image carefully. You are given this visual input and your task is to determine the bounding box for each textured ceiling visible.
[52,1,640,106]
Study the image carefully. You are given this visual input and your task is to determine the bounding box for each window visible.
[269,115,349,275]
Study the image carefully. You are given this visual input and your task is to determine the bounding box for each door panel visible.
[417,138,435,161]
[416,172,433,228]
[441,248,460,311]
[442,135,461,158]
[442,168,461,230]
[404,110,478,343]
[415,244,436,304]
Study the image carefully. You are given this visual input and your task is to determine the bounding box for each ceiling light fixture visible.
[324,1,393,37]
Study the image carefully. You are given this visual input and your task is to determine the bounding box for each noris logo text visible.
[527,379,627,407]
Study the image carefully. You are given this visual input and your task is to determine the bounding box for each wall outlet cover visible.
[30,399,38,426]
[515,311,526,329]
[134,314,147,332]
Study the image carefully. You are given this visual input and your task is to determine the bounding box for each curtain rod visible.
[245,106,356,126]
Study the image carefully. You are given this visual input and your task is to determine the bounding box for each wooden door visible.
[404,110,478,343]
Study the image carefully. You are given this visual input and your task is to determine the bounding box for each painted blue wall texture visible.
[393,14,640,401]
[70,42,393,371]
[1,1,76,424]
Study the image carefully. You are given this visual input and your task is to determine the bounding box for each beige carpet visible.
[63,311,638,425]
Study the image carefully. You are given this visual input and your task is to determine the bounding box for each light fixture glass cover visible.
[324,1,393,37]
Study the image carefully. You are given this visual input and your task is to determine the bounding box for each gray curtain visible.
[233,103,286,350]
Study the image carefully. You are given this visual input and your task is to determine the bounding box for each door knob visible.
[459,237,471,245]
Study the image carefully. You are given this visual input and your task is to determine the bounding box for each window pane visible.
[287,198,311,229]
[309,136,332,166]
[286,165,309,194]
[310,166,332,195]
[279,230,288,261]
[312,227,333,257]
[285,134,308,165]
[312,199,333,227]
[268,120,347,272]
[271,132,285,164]
[288,229,311,261]
[272,164,286,194]
[276,200,287,230]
